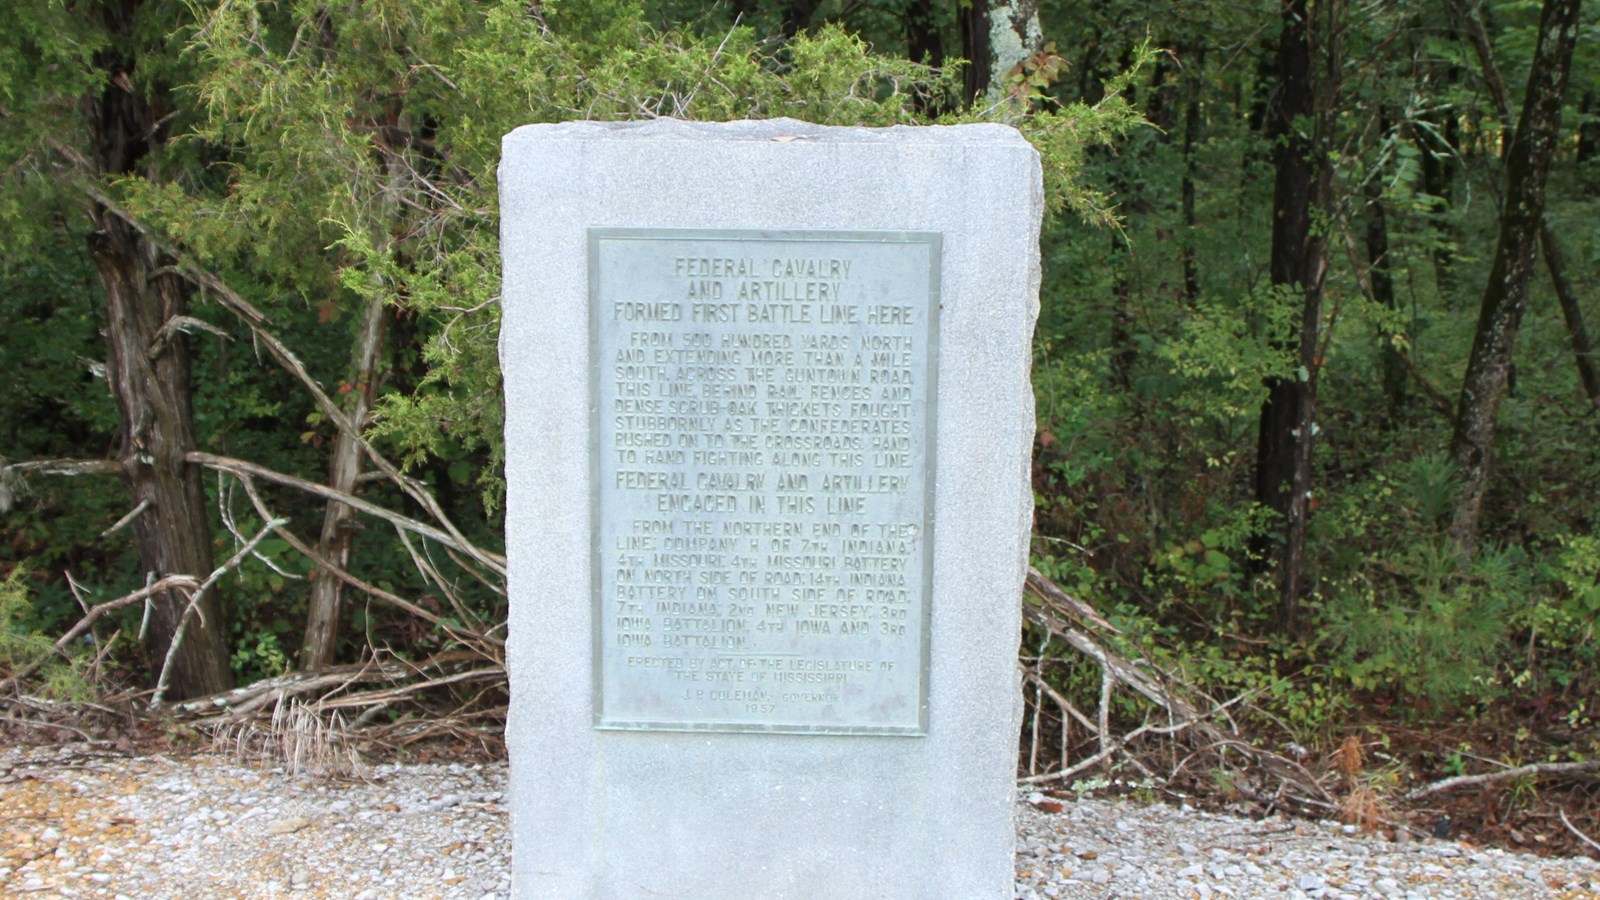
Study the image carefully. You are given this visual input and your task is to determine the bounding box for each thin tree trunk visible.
[1364,145,1406,417]
[1181,44,1205,305]
[777,0,822,38]
[1413,18,1461,304]
[299,290,389,669]
[86,0,231,698]
[903,0,947,115]
[1541,222,1600,411]
[1578,91,1598,165]
[957,0,992,104]
[904,0,943,66]
[299,116,403,668]
[1453,0,1595,413]
[1252,0,1336,635]
[1110,231,1135,392]
[1417,115,1460,303]
[1448,0,1583,552]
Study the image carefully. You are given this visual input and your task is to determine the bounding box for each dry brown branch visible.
[151,518,284,707]
[210,696,367,778]
[3,458,124,478]
[178,651,506,767]
[1019,566,1334,811]
[1560,808,1600,857]
[186,262,500,576]
[189,451,504,573]
[226,472,503,660]
[1404,760,1600,800]
[172,660,412,718]
[1021,664,1098,734]
[0,575,199,694]
[396,529,494,634]
[314,666,503,710]
[99,499,151,537]
[1019,719,1190,786]
[1025,566,1119,632]
[216,477,302,580]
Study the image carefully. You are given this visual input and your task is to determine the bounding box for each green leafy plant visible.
[0,567,93,701]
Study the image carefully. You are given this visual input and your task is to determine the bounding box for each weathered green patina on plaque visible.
[590,228,939,734]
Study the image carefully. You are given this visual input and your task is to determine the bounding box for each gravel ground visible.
[1015,794,1600,899]
[3,746,1597,899]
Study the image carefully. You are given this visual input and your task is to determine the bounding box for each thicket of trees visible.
[1025,0,1597,720]
[2,0,1596,781]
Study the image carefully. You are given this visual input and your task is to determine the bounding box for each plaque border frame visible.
[587,226,940,736]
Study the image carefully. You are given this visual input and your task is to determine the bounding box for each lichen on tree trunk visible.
[1449,0,1583,553]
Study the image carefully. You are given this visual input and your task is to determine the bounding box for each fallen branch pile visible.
[1021,566,1342,821]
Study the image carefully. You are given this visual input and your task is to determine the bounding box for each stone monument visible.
[501,118,1040,898]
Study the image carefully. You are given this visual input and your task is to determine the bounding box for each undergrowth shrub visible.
[0,566,93,700]
[1315,453,1528,710]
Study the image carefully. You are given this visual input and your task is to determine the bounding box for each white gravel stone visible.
[6,746,1600,899]
[1012,795,1600,899]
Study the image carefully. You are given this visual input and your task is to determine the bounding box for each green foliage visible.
[3,0,1597,756]
[0,568,54,673]
[1320,539,1525,708]
[1017,0,1600,742]
[1004,40,1160,225]
[219,531,310,682]
[1518,531,1600,693]
[0,567,94,701]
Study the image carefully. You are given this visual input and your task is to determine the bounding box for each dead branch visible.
[1019,566,1334,810]
[151,518,284,707]
[148,314,230,358]
[1405,760,1600,800]
[216,477,302,580]
[1021,664,1098,735]
[0,575,199,694]
[3,458,124,477]
[1560,808,1600,857]
[172,660,412,718]
[62,173,501,579]
[227,473,503,660]
[1020,717,1195,786]
[396,528,493,634]
[180,263,499,576]
[1024,566,1119,632]
[314,666,503,710]
[99,499,151,537]
[188,451,504,574]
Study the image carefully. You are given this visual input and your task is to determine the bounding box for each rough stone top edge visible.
[502,117,1032,149]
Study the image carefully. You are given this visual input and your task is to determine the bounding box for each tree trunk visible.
[86,0,232,698]
[1364,144,1406,418]
[1541,222,1600,411]
[1181,44,1205,305]
[1448,0,1583,552]
[1413,17,1462,304]
[299,290,389,669]
[777,0,822,38]
[958,0,1042,105]
[957,0,991,104]
[1454,0,1595,411]
[1252,0,1335,634]
[904,0,944,66]
[1578,91,1598,166]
